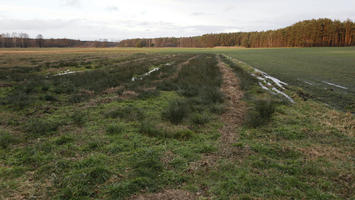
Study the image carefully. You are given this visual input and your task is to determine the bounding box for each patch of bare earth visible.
[217,55,246,157]
[129,190,196,200]
[131,55,247,200]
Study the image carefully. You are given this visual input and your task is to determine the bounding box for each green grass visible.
[219,47,355,112]
[0,48,353,199]
[136,47,355,112]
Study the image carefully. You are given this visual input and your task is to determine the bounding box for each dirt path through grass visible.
[128,54,246,200]
[217,55,246,157]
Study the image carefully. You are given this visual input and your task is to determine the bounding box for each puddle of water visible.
[259,82,269,90]
[304,81,313,85]
[132,67,160,82]
[224,55,295,104]
[322,81,348,90]
[54,69,77,76]
[254,68,287,89]
[272,87,295,104]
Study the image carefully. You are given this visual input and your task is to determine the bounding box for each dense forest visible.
[0,33,118,48]
[120,18,355,48]
[1,18,354,48]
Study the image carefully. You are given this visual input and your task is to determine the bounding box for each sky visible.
[0,0,354,41]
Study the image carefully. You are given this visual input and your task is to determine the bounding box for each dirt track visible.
[217,55,246,157]
[129,55,245,200]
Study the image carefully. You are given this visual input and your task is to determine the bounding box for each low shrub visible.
[201,87,224,104]
[173,129,195,140]
[139,121,164,138]
[55,135,74,145]
[210,104,226,114]
[245,98,276,127]
[162,99,189,124]
[106,123,125,135]
[178,85,199,97]
[25,119,60,137]
[191,113,210,125]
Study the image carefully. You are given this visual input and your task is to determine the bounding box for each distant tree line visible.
[119,18,355,48]
[0,33,119,48]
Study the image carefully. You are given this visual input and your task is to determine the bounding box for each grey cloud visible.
[62,0,81,7]
[191,12,213,16]
[106,6,119,12]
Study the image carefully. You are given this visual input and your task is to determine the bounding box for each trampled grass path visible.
[217,55,246,157]
[129,55,246,199]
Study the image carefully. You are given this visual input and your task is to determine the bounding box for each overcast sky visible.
[0,0,354,41]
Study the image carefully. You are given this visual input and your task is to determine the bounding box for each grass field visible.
[143,47,355,112]
[0,48,354,199]
[218,47,355,112]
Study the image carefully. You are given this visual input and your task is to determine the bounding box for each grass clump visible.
[0,131,19,149]
[109,149,163,199]
[245,98,276,127]
[139,120,195,140]
[162,99,189,124]
[25,118,60,137]
[210,104,226,114]
[55,135,74,145]
[57,166,112,199]
[139,120,165,138]
[106,123,125,135]
[201,87,224,104]
[191,113,210,125]
[105,105,144,121]
[70,111,87,126]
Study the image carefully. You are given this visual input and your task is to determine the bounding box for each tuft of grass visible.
[25,119,60,137]
[55,135,74,145]
[191,113,210,125]
[0,131,20,149]
[162,99,189,124]
[173,129,195,140]
[106,123,125,135]
[245,98,276,127]
[105,105,144,121]
[70,111,87,126]
[201,87,224,104]
[139,120,165,138]
[210,104,226,114]
[109,149,163,199]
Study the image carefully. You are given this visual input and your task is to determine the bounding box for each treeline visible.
[0,33,119,48]
[119,18,355,48]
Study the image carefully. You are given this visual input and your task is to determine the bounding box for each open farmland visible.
[0,48,354,200]
[144,47,355,112]
[218,47,355,112]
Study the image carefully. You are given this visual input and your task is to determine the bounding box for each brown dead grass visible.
[217,55,247,157]
[129,189,196,200]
